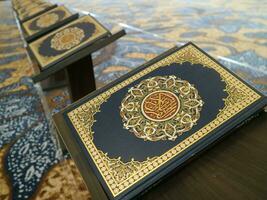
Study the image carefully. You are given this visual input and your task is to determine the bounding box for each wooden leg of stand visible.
[66,55,96,102]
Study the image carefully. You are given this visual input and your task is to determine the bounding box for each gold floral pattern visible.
[50,27,85,51]
[98,151,157,184]
[120,76,203,141]
[36,13,59,28]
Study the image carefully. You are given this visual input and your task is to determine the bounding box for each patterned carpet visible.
[55,0,267,94]
[0,0,266,199]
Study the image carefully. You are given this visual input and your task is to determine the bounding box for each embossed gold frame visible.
[22,6,72,36]
[67,44,261,197]
[29,15,109,68]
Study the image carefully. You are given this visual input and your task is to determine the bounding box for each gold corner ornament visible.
[120,76,203,141]
[50,27,85,51]
[36,13,59,28]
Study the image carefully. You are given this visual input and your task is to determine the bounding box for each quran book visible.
[22,6,72,36]
[14,0,46,11]
[17,2,49,15]
[53,42,267,200]
[29,15,109,69]
[18,2,54,21]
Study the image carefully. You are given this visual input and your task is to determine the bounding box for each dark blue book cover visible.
[23,6,72,36]
[54,42,267,200]
[29,15,109,69]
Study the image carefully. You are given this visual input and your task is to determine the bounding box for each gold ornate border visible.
[67,44,261,197]
[22,6,72,36]
[29,15,108,68]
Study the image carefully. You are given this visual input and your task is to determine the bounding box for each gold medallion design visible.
[120,76,204,141]
[36,13,59,28]
[50,27,85,51]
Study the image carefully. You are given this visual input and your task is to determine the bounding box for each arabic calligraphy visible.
[142,90,180,122]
